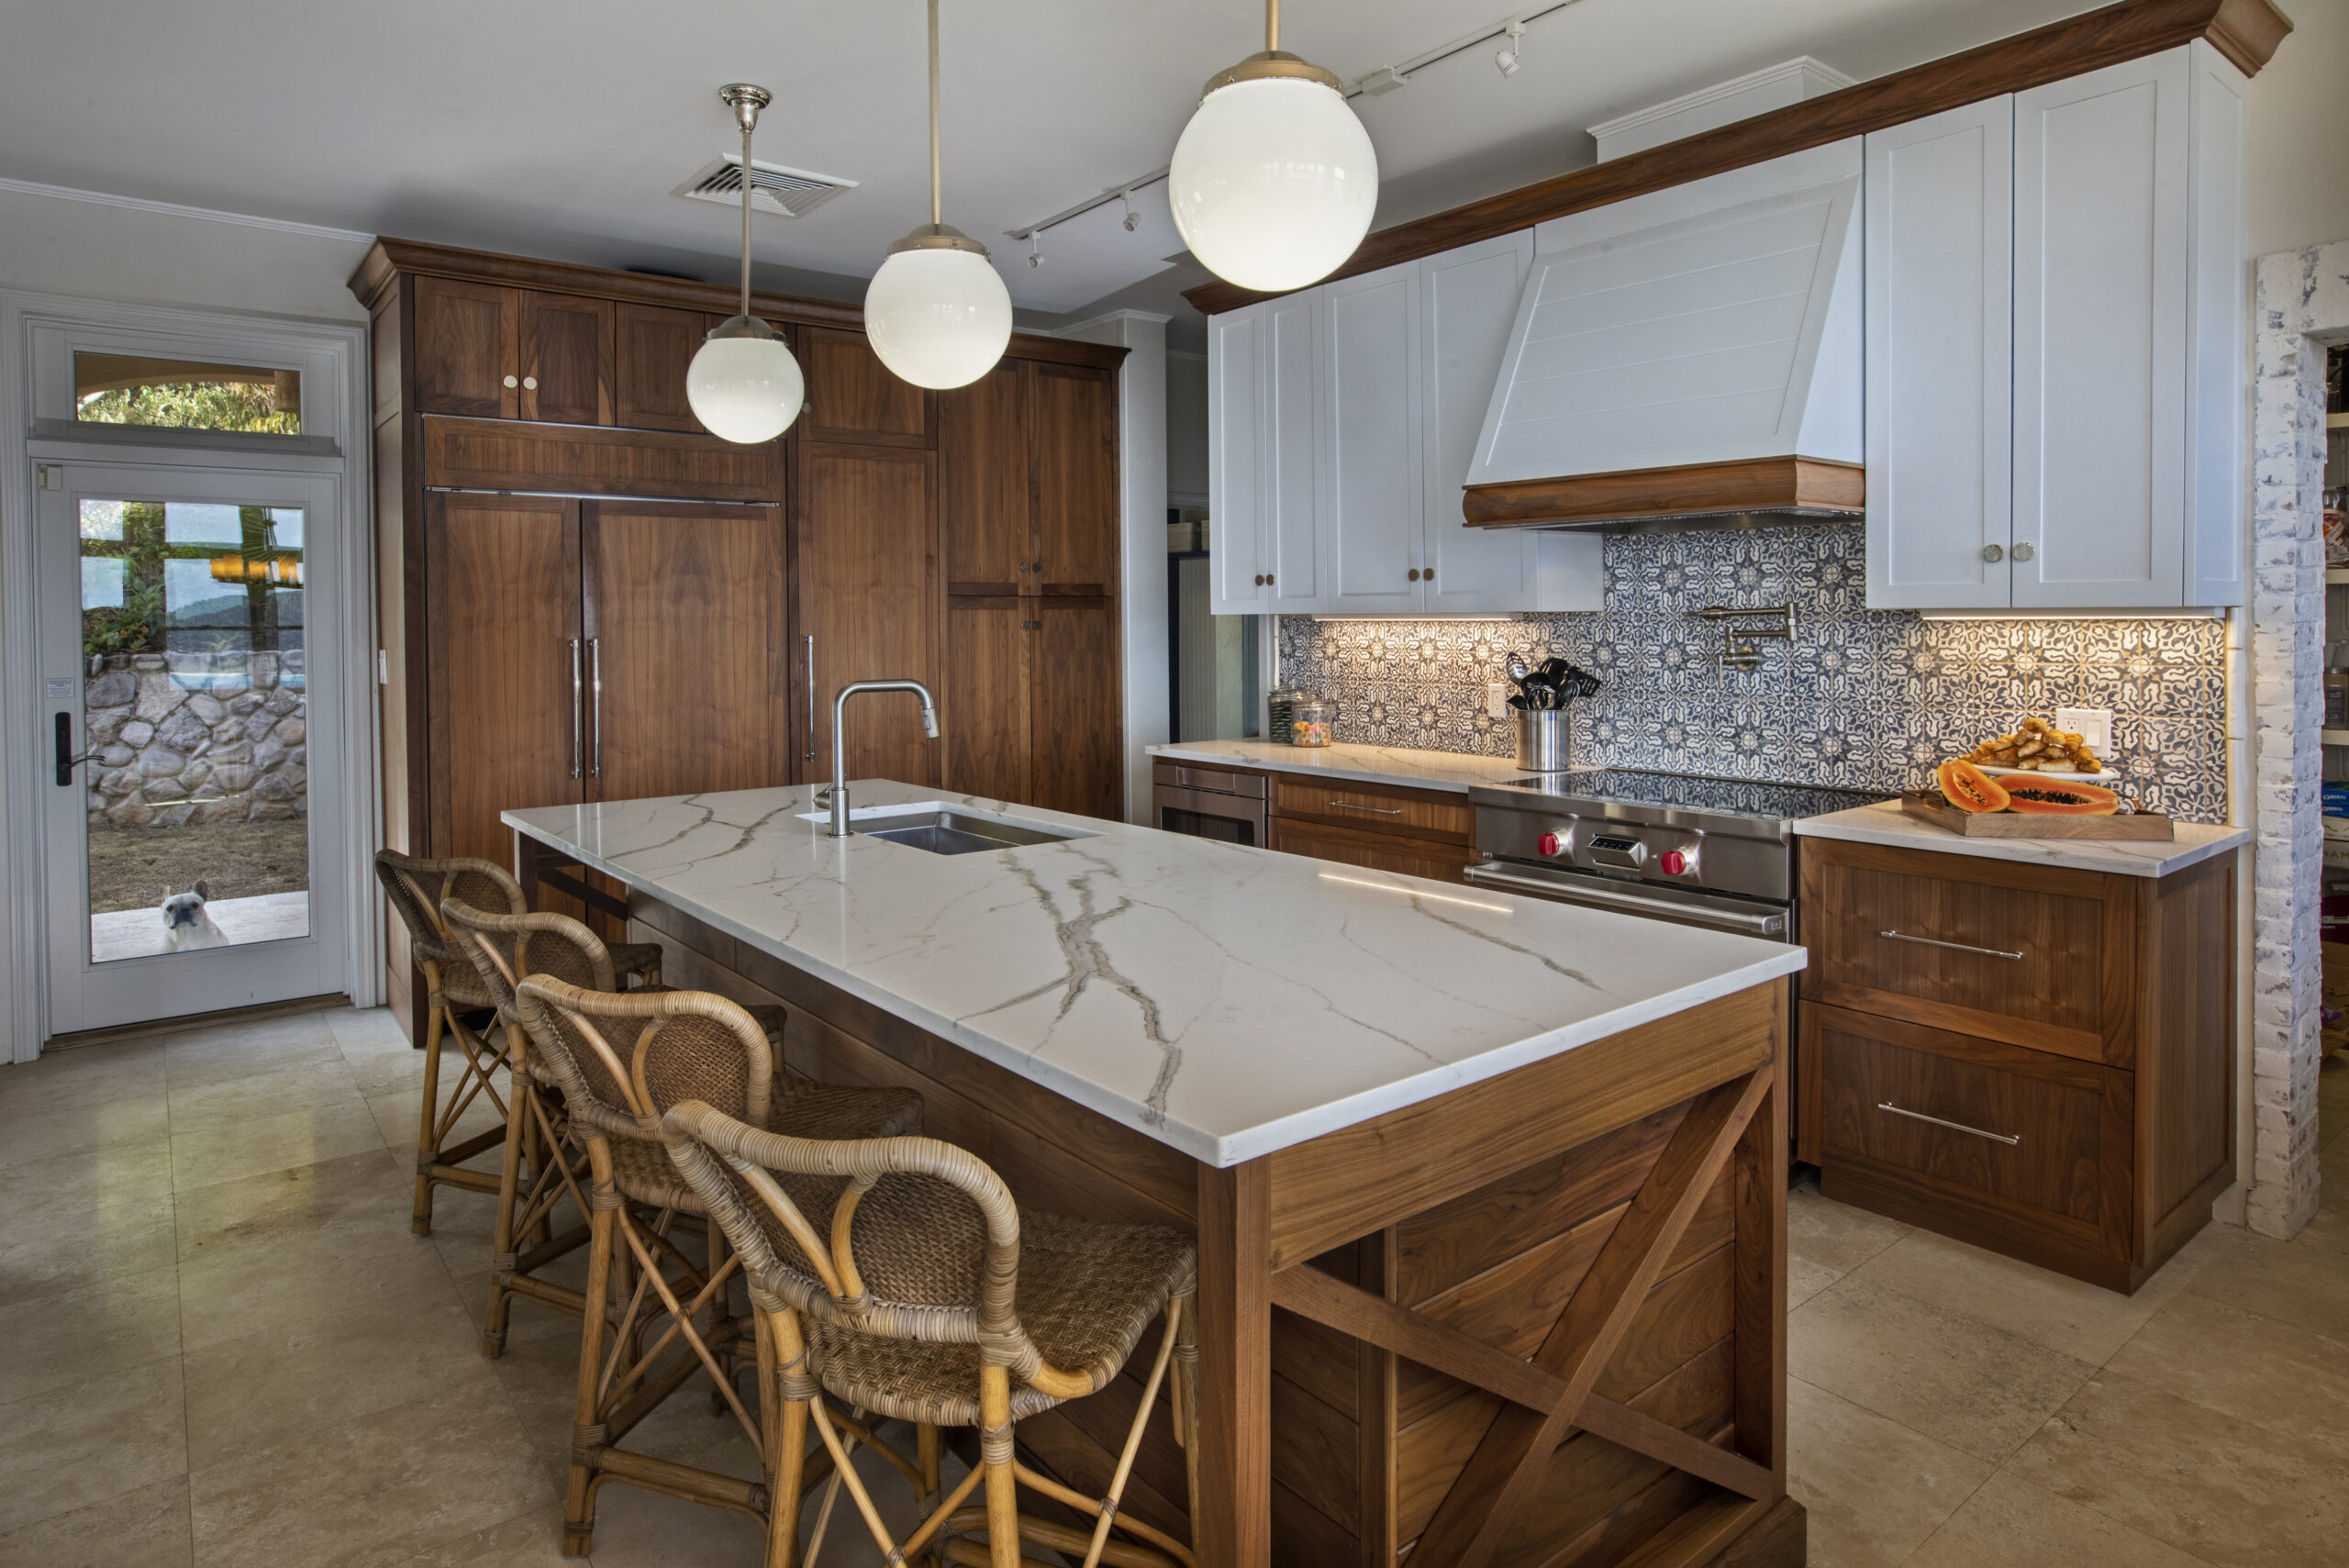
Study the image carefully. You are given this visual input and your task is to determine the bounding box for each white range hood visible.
[1462,138,1865,532]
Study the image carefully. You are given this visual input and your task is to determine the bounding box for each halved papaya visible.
[1936,758,2010,814]
[2001,778,2121,816]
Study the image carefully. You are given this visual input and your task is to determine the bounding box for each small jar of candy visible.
[1291,699,1334,747]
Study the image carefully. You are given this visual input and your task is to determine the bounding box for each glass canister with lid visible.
[1267,686,1309,744]
[1290,698,1335,748]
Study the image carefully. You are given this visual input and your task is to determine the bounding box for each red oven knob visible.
[1537,832,1563,857]
[1660,850,1688,876]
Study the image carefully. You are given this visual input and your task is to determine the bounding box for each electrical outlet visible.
[1486,682,1508,719]
[2056,706,2112,753]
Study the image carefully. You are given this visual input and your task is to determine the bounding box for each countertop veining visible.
[506,781,1805,1166]
[1792,799,2249,876]
[1150,740,1536,795]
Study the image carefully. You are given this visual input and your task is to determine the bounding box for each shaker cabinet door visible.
[413,277,518,419]
[1865,99,2015,611]
[2012,51,2188,609]
[1033,363,1119,597]
[943,596,1031,805]
[1319,261,1423,614]
[614,303,718,433]
[1420,232,1537,611]
[518,292,615,426]
[1207,304,1270,615]
[941,360,1032,594]
[1265,292,1324,611]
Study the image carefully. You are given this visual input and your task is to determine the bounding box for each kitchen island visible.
[507,780,1811,1568]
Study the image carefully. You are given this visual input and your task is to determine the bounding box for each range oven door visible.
[1463,858,1792,940]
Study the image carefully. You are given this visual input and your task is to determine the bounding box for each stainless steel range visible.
[1465,769,1889,941]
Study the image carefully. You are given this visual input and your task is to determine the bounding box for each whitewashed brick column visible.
[2247,240,2349,1237]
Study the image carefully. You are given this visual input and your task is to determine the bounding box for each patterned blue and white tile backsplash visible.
[1275,523,2231,822]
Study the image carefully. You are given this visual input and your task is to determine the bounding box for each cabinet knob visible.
[1423,566,1433,583]
[502,374,518,389]
[1407,568,1420,582]
[522,375,539,390]
[2012,542,2035,562]
[1265,573,1275,586]
[1252,573,1264,586]
[1981,544,2005,563]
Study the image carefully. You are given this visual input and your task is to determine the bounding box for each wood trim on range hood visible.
[1462,456,1865,530]
[1182,0,2292,317]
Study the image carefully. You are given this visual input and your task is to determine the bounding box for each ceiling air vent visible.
[673,156,857,219]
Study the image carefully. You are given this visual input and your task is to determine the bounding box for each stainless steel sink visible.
[799,803,1094,854]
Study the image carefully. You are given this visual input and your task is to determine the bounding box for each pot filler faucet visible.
[829,679,941,838]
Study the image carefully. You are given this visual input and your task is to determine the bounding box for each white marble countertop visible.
[1150,740,1536,795]
[1792,800,2249,877]
[506,781,1806,1167]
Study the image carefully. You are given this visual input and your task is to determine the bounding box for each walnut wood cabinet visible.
[354,238,1128,1028]
[1147,762,1478,884]
[1798,838,2235,1291]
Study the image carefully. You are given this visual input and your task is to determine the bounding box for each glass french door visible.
[37,462,349,1035]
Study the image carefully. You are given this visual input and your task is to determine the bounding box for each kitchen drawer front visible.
[1272,775,1472,842]
[1271,817,1475,884]
[1799,839,2135,1065]
[1151,759,1267,798]
[1808,1004,2131,1269]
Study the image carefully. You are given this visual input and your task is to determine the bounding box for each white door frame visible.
[0,289,379,1061]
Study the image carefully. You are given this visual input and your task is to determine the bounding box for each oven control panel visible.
[1475,805,1789,901]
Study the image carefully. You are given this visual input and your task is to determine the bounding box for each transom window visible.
[73,351,302,435]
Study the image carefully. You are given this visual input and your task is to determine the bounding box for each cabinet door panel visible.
[1421,233,1535,611]
[944,596,1031,804]
[798,445,940,789]
[1270,817,1473,884]
[1865,100,2015,610]
[2014,52,2188,608]
[1266,293,1321,609]
[941,360,1031,592]
[615,302,716,433]
[583,501,790,802]
[804,328,931,447]
[1208,305,1270,614]
[518,292,614,426]
[426,494,579,862]
[1034,363,1119,595]
[1322,263,1422,613]
[2184,41,2247,608]
[1030,597,1121,819]
[414,277,517,418]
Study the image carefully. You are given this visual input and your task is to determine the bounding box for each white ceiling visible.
[0,0,2091,323]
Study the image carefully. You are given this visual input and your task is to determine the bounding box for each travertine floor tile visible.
[169,1095,389,1194]
[161,1018,345,1093]
[1788,1274,2097,1463]
[398,1505,571,1565]
[0,1262,181,1407]
[0,1137,178,1308]
[1787,1177,1909,1281]
[0,1083,170,1173]
[1906,1468,2207,1568]
[176,1223,460,1352]
[0,1358,186,1535]
[0,1473,191,1568]
[189,1375,553,1568]
[2009,1369,2349,1568]
[2103,1291,2349,1460]
[0,1039,165,1119]
[1784,1375,1990,1568]
[166,1057,368,1137]
[2181,1201,2349,1344]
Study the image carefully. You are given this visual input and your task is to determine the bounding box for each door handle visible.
[53,712,93,787]
[589,638,604,778]
[805,634,817,763]
[569,639,583,779]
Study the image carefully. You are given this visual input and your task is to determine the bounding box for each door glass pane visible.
[74,353,301,434]
[79,498,309,962]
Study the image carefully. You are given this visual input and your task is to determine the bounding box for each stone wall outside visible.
[83,651,307,829]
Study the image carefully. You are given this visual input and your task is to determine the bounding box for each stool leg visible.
[410,981,449,1235]
[763,1307,809,1568]
[980,1365,1019,1568]
[1174,1289,1200,1543]
[564,1148,618,1557]
[482,1019,529,1357]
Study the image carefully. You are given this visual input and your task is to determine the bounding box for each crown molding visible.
[0,175,374,245]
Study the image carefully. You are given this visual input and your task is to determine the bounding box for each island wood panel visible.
[1033,362,1119,595]
[1268,817,1476,885]
[412,274,517,417]
[795,442,941,791]
[1799,836,2137,1065]
[802,326,933,447]
[584,880,1795,1568]
[421,415,780,502]
[425,494,580,863]
[580,500,792,802]
[614,302,718,433]
[518,290,614,425]
[2137,851,2235,1262]
[1182,0,2292,317]
[940,360,1032,592]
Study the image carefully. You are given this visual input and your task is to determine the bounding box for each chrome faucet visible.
[828,679,941,838]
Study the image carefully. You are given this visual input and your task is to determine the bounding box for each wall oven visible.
[1152,760,1268,849]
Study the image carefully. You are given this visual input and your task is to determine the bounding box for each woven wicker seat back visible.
[510,973,774,1149]
[373,850,522,965]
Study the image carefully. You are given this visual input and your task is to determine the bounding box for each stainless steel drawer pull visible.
[1876,1101,2021,1146]
[569,638,583,780]
[1878,929,2024,961]
[1330,799,1403,816]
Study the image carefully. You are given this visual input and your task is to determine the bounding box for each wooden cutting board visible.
[1899,791,2176,840]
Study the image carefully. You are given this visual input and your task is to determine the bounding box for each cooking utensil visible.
[1506,651,1532,686]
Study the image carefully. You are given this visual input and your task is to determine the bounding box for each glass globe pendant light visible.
[1169,0,1378,293]
[864,0,1012,390]
[686,83,807,443]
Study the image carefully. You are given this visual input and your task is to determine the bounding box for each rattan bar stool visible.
[661,1092,1200,1568]
[373,850,662,1235]
[512,973,924,1558]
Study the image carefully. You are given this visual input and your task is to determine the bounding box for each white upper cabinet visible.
[1264,292,1323,611]
[1421,231,1540,611]
[1207,305,1268,615]
[1865,99,2014,610]
[1867,42,2246,610]
[1320,262,1424,613]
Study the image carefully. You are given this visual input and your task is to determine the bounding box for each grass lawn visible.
[85,817,309,914]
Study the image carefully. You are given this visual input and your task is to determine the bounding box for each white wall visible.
[1167,350,1208,506]
[1054,310,1170,824]
[2245,0,2349,258]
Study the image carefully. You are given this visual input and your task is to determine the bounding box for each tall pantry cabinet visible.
[353,239,1127,1029]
